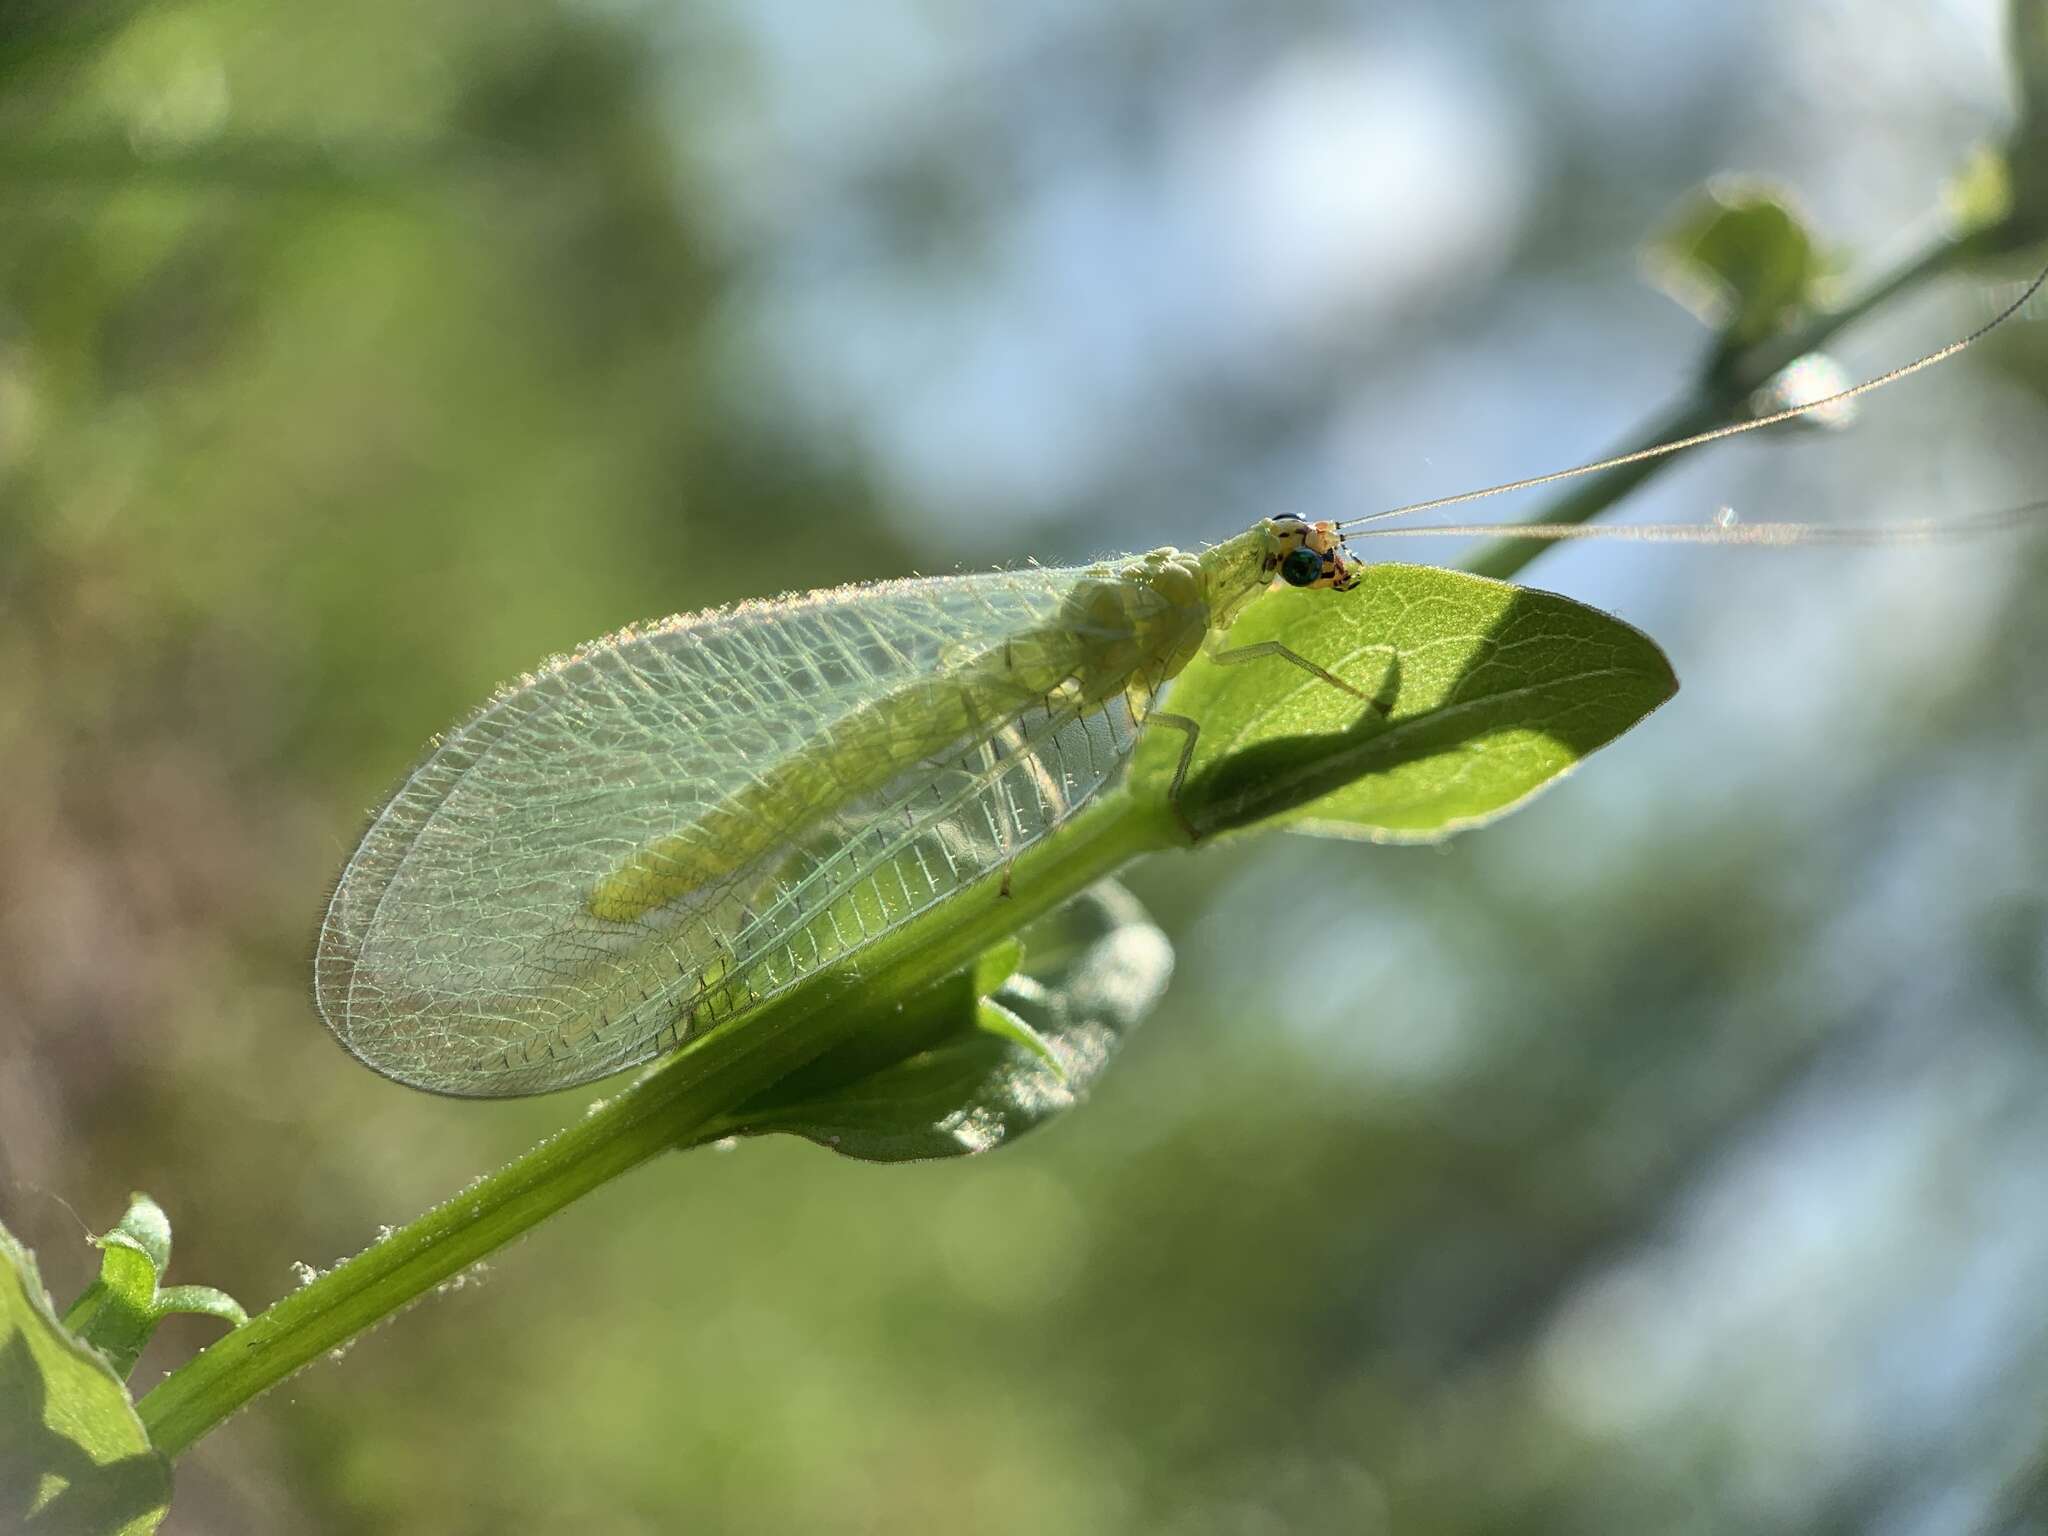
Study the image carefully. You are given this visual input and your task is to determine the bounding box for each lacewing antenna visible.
[1346,500,2048,547]
[1338,258,2048,534]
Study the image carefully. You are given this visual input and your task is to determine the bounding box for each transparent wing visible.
[315,565,1148,1097]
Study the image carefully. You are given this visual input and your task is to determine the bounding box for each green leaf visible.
[1646,179,1833,350]
[1,1218,171,1536]
[104,1200,170,1281]
[1144,563,1676,842]
[62,1197,169,1381]
[59,1196,244,1381]
[717,882,1172,1162]
[55,1247,157,1385]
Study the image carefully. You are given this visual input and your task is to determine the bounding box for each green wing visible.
[315,564,1145,1097]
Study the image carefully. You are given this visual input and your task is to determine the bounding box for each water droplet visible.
[1752,353,1856,431]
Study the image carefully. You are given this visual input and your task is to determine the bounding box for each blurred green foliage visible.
[5,3,2048,1534]
[1646,180,1833,354]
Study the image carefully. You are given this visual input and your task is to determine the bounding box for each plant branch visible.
[135,800,1165,1456]
[1466,226,1978,582]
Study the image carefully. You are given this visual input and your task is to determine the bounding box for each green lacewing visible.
[316,267,2045,1097]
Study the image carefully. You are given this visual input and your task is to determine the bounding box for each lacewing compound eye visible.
[1279,547,1323,587]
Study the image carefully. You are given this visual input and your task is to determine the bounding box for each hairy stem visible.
[136,800,1165,1456]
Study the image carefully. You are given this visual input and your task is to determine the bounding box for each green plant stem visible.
[1467,227,1976,582]
[136,797,1170,1456]
[134,206,1995,1462]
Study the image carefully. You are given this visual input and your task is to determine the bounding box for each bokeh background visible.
[6,2,2048,1532]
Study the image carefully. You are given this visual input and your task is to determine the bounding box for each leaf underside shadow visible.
[1143,562,1678,842]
